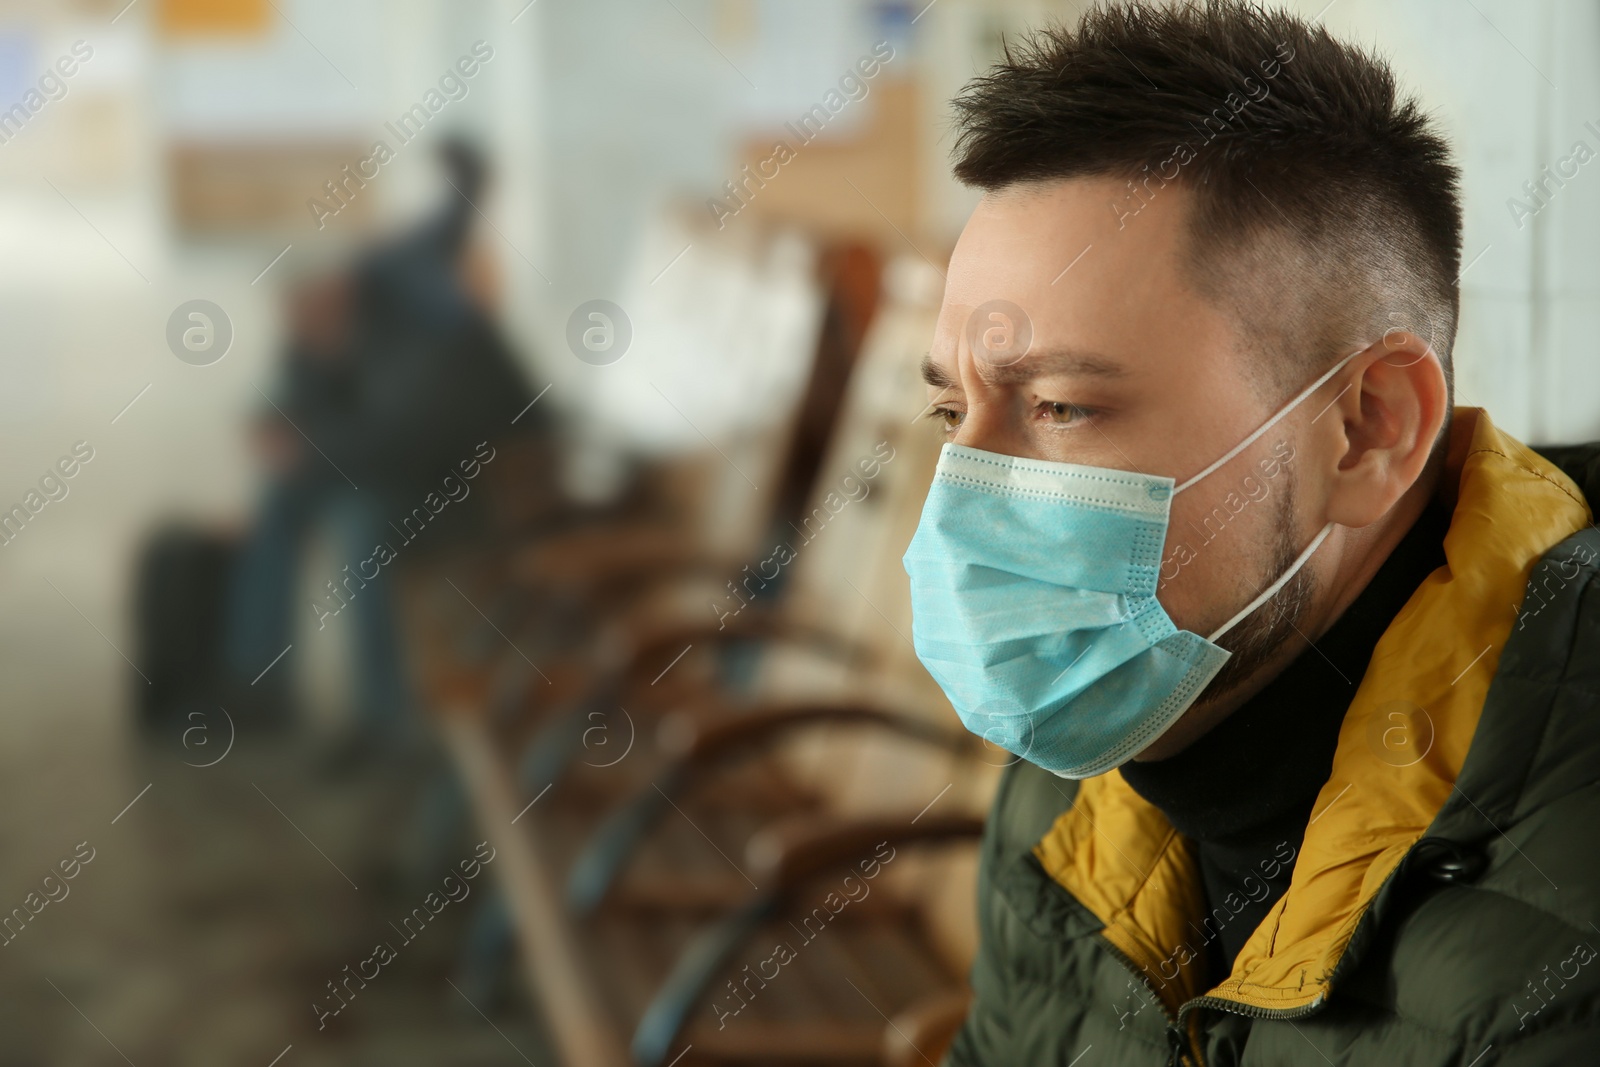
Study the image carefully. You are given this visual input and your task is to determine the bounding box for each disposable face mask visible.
[902,350,1360,778]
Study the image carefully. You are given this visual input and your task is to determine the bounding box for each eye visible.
[927,405,964,433]
[1041,401,1091,425]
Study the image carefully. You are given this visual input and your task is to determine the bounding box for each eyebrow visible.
[920,354,956,389]
[920,348,1130,389]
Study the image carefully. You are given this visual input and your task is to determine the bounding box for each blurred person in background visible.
[225,136,535,756]
[903,2,1600,1064]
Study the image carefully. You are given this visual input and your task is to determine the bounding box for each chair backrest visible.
[583,216,891,594]
[740,255,943,693]
[753,255,1001,976]
[596,207,849,564]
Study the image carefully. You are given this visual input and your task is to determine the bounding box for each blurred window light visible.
[0,31,35,104]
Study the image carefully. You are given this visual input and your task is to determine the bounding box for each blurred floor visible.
[0,561,549,1067]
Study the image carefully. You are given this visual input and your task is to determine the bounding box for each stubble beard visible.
[1194,468,1318,707]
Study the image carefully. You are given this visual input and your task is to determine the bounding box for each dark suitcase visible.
[131,524,237,732]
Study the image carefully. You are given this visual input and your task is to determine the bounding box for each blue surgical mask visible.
[902,350,1359,778]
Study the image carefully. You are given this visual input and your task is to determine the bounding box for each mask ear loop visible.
[1173,347,1367,495]
[1207,521,1335,641]
[1175,349,1364,641]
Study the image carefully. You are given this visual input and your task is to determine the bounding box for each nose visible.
[951,356,1032,458]
[949,301,1044,458]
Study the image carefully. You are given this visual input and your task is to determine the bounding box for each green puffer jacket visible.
[946,409,1600,1066]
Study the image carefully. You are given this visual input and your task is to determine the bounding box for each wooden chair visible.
[394,218,875,1017]
[437,256,997,1066]
[411,228,885,775]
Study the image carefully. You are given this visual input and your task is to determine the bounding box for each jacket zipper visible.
[1095,938,1204,1067]
[1172,993,1329,1066]
[1169,851,1416,1054]
[1099,938,1336,1066]
[1093,801,1424,1063]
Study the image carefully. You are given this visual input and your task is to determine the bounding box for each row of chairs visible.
[398,231,998,1067]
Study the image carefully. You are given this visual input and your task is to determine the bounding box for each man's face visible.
[924,177,1325,737]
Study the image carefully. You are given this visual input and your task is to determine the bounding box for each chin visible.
[1127,724,1192,764]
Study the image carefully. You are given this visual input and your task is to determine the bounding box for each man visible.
[901,3,1600,1064]
[226,137,536,747]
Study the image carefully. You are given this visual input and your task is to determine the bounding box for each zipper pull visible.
[1166,1025,1188,1066]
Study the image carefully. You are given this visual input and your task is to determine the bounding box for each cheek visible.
[1157,491,1278,628]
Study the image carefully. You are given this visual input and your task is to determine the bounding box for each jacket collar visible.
[1032,407,1594,1015]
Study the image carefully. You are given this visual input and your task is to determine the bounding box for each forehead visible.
[931,178,1241,378]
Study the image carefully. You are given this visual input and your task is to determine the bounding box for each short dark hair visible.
[951,0,1461,403]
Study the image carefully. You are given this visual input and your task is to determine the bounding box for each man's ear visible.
[1318,332,1449,529]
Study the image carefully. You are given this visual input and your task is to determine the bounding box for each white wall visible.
[1302,0,1600,444]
